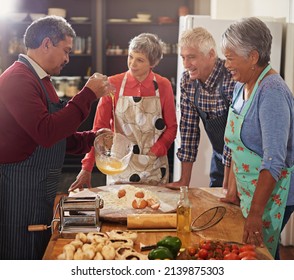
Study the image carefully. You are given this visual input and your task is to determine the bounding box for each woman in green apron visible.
[221,17,294,259]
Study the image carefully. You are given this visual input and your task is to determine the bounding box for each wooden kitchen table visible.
[42,187,273,260]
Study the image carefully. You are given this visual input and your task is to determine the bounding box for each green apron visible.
[224,65,293,257]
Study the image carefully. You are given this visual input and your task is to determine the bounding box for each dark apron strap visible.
[194,71,229,154]
[18,55,67,112]
[0,56,67,259]
[194,71,228,119]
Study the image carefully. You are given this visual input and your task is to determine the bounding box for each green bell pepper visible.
[148,246,174,260]
[156,236,182,258]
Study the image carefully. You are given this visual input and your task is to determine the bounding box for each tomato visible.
[200,241,212,251]
[223,250,231,256]
[239,250,257,259]
[223,252,240,260]
[207,250,214,259]
[231,248,239,255]
[187,247,197,256]
[239,244,255,252]
[224,246,231,252]
[231,244,239,251]
[213,248,223,258]
[198,248,209,259]
[241,256,257,260]
[189,240,259,261]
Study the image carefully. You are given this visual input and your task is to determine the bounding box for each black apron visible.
[194,72,229,187]
[0,56,67,259]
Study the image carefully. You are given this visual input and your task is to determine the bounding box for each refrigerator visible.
[281,22,294,246]
[174,15,284,187]
[284,23,294,96]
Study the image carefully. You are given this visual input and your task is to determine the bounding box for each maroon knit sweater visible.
[0,61,97,163]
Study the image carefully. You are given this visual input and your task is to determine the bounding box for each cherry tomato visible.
[224,246,231,252]
[223,250,231,256]
[223,252,240,260]
[187,247,197,256]
[241,256,257,260]
[200,241,212,251]
[198,248,208,259]
[231,248,240,255]
[239,244,256,252]
[214,248,223,258]
[207,250,214,259]
[189,240,259,260]
[231,244,239,251]
[239,250,257,259]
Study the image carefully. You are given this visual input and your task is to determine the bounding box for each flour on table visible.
[71,184,160,211]
[99,185,159,210]
[70,184,179,216]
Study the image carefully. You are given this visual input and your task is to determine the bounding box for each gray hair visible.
[128,33,163,67]
[221,17,272,66]
[179,27,217,56]
[24,15,76,49]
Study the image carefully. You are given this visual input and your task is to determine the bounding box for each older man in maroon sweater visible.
[0,16,111,259]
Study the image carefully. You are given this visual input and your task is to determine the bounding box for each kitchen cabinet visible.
[102,0,194,81]
[0,0,99,172]
[101,0,194,180]
[0,0,97,76]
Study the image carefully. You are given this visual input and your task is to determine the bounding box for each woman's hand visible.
[68,169,92,192]
[242,169,276,247]
[243,212,264,248]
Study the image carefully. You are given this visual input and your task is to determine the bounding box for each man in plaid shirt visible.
[166,27,236,188]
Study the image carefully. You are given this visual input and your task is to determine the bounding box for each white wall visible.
[193,0,210,15]
[284,23,294,94]
[210,0,250,19]
[211,0,293,22]
[209,0,294,96]
[250,0,292,21]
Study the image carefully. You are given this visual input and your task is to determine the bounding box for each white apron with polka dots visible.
[107,73,169,185]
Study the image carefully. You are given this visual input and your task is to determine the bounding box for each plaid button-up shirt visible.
[177,58,236,165]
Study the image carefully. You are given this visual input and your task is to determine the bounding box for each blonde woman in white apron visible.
[69,33,177,190]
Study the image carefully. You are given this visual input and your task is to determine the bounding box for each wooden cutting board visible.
[70,185,180,223]
[43,187,273,260]
[46,236,271,260]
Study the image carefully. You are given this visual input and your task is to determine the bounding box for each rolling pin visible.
[127,213,177,229]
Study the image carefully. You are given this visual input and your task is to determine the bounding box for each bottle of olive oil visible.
[176,186,192,249]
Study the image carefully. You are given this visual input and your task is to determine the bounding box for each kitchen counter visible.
[42,187,273,260]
